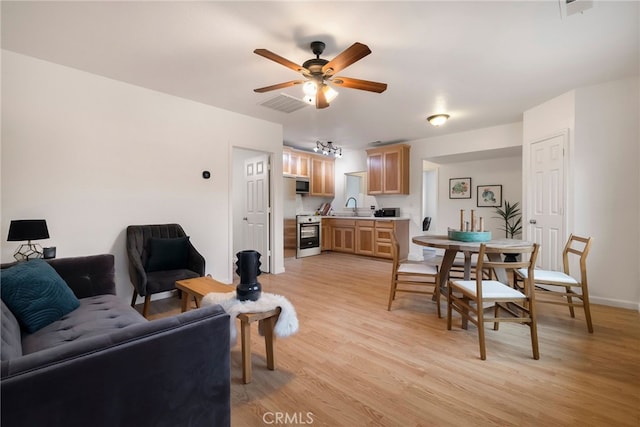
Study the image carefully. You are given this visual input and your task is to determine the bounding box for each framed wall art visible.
[449,177,471,199]
[477,184,502,207]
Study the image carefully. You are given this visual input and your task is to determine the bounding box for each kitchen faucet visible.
[345,197,358,214]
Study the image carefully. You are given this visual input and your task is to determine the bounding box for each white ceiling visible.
[2,1,638,152]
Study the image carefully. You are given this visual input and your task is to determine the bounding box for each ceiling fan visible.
[253,41,387,109]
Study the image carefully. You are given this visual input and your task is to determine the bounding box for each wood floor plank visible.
[142,252,640,426]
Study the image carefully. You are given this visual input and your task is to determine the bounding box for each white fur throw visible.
[201,291,299,346]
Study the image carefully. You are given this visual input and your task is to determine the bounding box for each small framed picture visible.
[477,184,502,207]
[449,177,471,199]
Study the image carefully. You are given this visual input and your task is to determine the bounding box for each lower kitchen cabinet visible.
[356,220,375,256]
[322,218,408,259]
[332,229,355,253]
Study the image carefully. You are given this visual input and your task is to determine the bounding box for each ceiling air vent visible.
[560,0,594,18]
[259,93,309,113]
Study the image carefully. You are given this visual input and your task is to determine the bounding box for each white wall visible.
[1,51,284,300]
[523,77,640,310]
[405,123,524,259]
[435,157,522,238]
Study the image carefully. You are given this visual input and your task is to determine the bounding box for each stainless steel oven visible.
[296,215,321,258]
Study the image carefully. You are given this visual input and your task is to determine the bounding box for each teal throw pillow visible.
[1,259,80,333]
[145,236,190,272]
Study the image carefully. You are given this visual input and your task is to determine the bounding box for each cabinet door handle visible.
[529,219,536,224]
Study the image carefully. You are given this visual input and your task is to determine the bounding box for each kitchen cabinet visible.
[284,218,297,250]
[310,155,335,197]
[355,220,375,256]
[321,218,408,259]
[283,148,310,178]
[330,219,355,253]
[366,144,410,195]
[374,219,409,259]
[321,221,332,251]
[283,149,292,176]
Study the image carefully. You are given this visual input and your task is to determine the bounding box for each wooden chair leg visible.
[434,281,441,319]
[582,288,594,333]
[530,304,540,360]
[387,276,397,311]
[477,306,486,361]
[142,294,151,318]
[130,290,138,308]
[566,286,576,318]
[446,286,453,330]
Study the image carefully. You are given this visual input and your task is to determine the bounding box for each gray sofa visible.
[1,254,230,427]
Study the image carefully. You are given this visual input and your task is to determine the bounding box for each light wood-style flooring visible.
[142,252,640,427]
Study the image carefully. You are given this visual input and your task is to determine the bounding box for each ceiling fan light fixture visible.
[322,85,339,103]
[303,81,317,96]
[427,114,450,126]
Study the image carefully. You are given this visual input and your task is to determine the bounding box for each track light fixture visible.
[313,141,342,158]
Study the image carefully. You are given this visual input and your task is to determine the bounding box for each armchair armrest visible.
[187,242,206,276]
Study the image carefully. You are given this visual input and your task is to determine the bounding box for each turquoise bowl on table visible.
[448,230,492,242]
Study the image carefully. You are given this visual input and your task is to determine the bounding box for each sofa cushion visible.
[1,300,23,360]
[0,259,80,333]
[145,236,190,272]
[21,294,147,355]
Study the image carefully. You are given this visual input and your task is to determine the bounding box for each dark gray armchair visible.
[126,224,205,317]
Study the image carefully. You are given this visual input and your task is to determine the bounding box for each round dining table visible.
[412,234,533,289]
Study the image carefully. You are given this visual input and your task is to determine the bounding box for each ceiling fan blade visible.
[322,42,371,76]
[253,49,308,74]
[316,85,329,109]
[253,80,305,93]
[331,76,387,93]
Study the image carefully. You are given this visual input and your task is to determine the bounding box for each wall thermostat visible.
[202,171,211,179]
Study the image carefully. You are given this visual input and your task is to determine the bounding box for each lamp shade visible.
[7,220,49,241]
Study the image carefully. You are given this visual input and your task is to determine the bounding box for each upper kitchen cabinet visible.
[310,155,335,197]
[283,147,310,178]
[366,144,410,195]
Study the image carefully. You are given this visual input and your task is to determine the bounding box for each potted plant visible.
[494,200,523,262]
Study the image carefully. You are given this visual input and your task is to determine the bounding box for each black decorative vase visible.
[235,250,262,301]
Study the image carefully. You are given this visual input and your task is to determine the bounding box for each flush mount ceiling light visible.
[427,114,450,126]
[314,141,342,158]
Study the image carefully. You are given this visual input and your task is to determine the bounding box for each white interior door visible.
[528,132,567,270]
[242,154,270,272]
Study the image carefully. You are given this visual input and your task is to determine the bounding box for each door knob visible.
[243,217,248,221]
[529,219,537,224]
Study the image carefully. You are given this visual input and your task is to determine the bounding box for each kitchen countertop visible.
[321,216,409,221]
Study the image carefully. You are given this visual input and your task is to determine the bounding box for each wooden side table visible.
[175,276,281,384]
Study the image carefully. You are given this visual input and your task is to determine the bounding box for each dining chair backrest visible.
[476,243,540,297]
[562,234,592,280]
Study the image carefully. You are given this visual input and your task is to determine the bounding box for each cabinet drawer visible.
[331,219,356,227]
[357,220,375,227]
[375,242,393,259]
[375,220,394,229]
[375,228,393,242]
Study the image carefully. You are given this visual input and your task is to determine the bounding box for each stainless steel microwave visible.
[295,178,310,194]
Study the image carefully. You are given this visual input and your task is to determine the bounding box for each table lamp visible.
[7,219,50,261]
